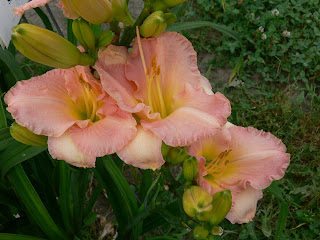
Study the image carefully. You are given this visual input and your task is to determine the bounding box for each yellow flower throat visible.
[73,69,101,123]
[137,30,167,118]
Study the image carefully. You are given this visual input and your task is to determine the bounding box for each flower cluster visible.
[5,0,290,234]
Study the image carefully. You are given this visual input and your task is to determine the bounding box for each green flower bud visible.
[183,156,198,181]
[72,19,96,50]
[193,226,209,240]
[97,30,115,49]
[140,11,167,38]
[166,146,188,164]
[12,24,94,69]
[161,142,171,158]
[60,0,80,18]
[10,122,47,147]
[70,0,113,25]
[112,0,135,25]
[208,190,232,226]
[210,226,223,236]
[163,13,177,25]
[183,186,213,221]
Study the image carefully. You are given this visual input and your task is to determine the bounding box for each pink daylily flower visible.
[95,32,231,170]
[5,66,137,168]
[188,123,290,224]
[14,0,79,19]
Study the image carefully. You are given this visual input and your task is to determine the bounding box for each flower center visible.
[74,69,101,123]
[137,30,167,118]
[205,150,231,176]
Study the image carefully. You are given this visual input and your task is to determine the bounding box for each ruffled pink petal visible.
[117,125,165,170]
[96,63,139,111]
[56,1,79,19]
[126,32,203,102]
[220,126,290,191]
[141,84,231,146]
[199,76,214,95]
[226,185,263,224]
[14,0,53,17]
[5,69,82,137]
[48,131,96,168]
[188,127,231,160]
[97,45,129,65]
[69,98,137,157]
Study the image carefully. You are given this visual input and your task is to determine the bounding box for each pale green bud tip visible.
[10,122,47,147]
[72,19,96,50]
[140,11,167,38]
[210,226,223,236]
[183,156,198,181]
[112,0,135,26]
[166,146,188,164]
[193,226,209,240]
[183,186,213,221]
[12,23,93,68]
[163,13,177,25]
[208,190,232,226]
[97,30,115,49]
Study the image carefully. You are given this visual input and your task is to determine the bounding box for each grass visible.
[175,0,320,239]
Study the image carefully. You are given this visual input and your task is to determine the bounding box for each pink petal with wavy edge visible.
[69,98,137,157]
[5,69,82,137]
[188,127,231,160]
[126,32,203,103]
[56,1,79,19]
[48,130,96,168]
[14,0,53,17]
[97,45,129,65]
[117,125,165,170]
[220,126,290,191]
[141,84,231,146]
[226,185,263,224]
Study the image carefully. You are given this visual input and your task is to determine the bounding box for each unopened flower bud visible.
[183,156,198,181]
[161,142,171,158]
[140,11,167,38]
[208,190,232,226]
[12,24,94,69]
[60,0,80,18]
[210,226,223,236]
[97,30,115,49]
[72,19,96,50]
[183,186,213,221]
[166,146,188,164]
[193,226,209,240]
[10,122,47,147]
[163,13,177,25]
[70,0,113,25]
[112,0,135,25]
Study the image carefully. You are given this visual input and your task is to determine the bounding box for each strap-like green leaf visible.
[94,156,139,239]
[0,233,47,240]
[0,140,46,179]
[166,21,242,43]
[0,48,25,83]
[58,161,74,235]
[8,164,69,240]
[33,8,53,31]
[267,182,289,240]
[0,99,7,128]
